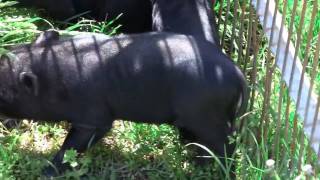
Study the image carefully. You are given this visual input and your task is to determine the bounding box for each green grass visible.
[0,0,320,179]
[215,0,320,178]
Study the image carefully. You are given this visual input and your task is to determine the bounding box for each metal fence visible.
[216,0,320,176]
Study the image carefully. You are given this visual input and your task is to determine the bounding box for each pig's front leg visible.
[42,124,110,177]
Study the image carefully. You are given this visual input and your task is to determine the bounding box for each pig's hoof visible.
[193,156,213,167]
[41,166,60,178]
[41,163,72,178]
[2,118,21,129]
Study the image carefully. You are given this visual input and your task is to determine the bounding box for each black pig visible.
[16,0,221,38]
[151,0,220,46]
[0,30,247,176]
[16,0,152,33]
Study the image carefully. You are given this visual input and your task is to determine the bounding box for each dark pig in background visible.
[151,0,221,46]
[15,0,221,37]
[15,0,152,33]
[0,31,247,176]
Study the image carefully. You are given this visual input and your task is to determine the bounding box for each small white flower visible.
[294,175,302,180]
[302,164,313,176]
[266,159,275,169]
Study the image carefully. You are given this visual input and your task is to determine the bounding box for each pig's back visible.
[11,33,243,123]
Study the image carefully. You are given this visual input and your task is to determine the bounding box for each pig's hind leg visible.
[176,108,235,174]
[42,123,111,177]
[178,127,198,144]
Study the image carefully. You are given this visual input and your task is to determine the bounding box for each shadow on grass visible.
[1,122,226,180]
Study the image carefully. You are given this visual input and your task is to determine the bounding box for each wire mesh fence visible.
[216,0,320,177]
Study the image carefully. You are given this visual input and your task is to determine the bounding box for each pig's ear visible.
[34,30,60,45]
[19,72,39,96]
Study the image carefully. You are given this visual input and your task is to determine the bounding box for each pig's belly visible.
[107,82,174,124]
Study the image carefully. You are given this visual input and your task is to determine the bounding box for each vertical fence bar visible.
[249,0,261,112]
[272,0,288,162]
[238,1,253,178]
[266,0,280,145]
[316,93,320,174]
[241,0,251,72]
[229,0,239,56]
[217,0,224,30]
[237,0,246,65]
[261,0,279,144]
[221,0,231,48]
[283,0,298,144]
[296,1,318,171]
[288,0,307,171]
[316,95,320,175]
[307,33,320,164]
[262,0,271,29]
